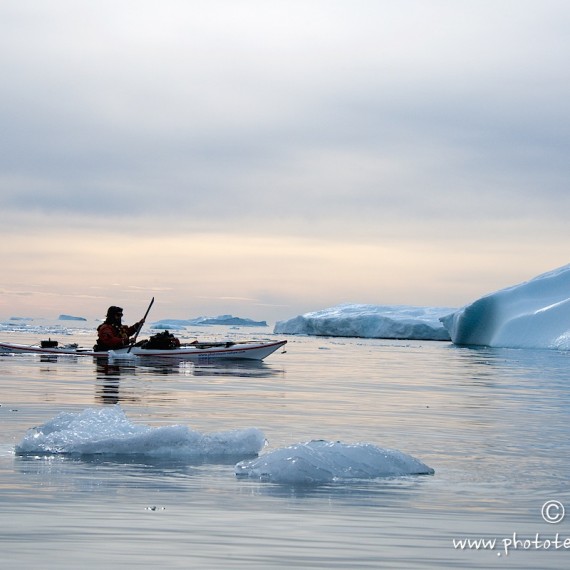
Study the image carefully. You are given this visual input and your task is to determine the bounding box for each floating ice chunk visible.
[235,440,434,484]
[15,406,265,459]
[107,349,137,360]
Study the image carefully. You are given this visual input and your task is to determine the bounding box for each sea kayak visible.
[0,339,287,361]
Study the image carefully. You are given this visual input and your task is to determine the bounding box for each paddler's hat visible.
[106,306,124,318]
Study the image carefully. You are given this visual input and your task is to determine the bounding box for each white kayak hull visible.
[0,340,287,361]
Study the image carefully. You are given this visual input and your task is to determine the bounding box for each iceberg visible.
[15,407,265,459]
[58,314,87,321]
[440,264,570,350]
[235,440,434,484]
[193,315,267,326]
[274,303,454,340]
[152,315,267,329]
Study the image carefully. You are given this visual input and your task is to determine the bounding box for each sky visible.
[1,0,569,325]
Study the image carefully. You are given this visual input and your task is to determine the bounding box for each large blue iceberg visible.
[440,264,570,350]
[274,304,453,340]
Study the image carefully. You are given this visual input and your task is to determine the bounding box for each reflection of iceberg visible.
[235,440,434,484]
[274,304,453,340]
[440,264,570,350]
[15,407,265,459]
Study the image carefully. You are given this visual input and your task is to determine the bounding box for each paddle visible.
[127,297,155,353]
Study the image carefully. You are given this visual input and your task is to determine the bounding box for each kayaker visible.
[94,306,144,351]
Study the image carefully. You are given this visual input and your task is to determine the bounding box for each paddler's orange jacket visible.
[96,322,140,350]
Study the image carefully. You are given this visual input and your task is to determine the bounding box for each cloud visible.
[1,1,569,320]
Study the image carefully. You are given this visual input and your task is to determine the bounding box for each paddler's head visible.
[106,306,124,324]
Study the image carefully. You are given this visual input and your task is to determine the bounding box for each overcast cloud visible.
[1,0,569,321]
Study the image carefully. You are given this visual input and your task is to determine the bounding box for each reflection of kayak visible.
[0,339,287,361]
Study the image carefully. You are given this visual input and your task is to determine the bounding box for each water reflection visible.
[96,358,282,379]
[447,343,570,379]
[192,360,283,379]
[94,358,284,405]
[236,475,433,503]
[95,362,142,404]
[97,378,121,404]
[12,454,243,497]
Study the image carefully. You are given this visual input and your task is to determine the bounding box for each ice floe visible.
[15,407,265,459]
[235,440,434,484]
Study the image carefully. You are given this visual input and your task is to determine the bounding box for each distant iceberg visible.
[195,315,267,326]
[58,314,87,321]
[152,315,267,329]
[235,440,434,484]
[440,264,570,350]
[274,304,454,340]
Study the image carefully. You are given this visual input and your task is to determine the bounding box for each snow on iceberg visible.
[15,407,265,459]
[440,264,570,350]
[274,303,454,340]
[235,440,434,484]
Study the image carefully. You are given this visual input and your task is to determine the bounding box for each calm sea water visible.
[1,323,570,569]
